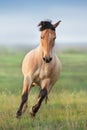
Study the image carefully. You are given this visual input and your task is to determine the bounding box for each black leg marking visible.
[30,88,47,116]
[45,95,48,104]
[16,92,28,118]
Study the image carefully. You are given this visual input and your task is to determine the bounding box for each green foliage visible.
[0,51,87,130]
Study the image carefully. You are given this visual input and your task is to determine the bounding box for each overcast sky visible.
[0,0,87,46]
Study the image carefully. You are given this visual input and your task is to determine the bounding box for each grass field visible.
[0,50,87,130]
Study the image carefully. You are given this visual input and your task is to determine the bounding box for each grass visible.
[0,50,87,130]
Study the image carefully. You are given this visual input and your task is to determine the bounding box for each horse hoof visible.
[29,108,35,117]
[16,111,22,118]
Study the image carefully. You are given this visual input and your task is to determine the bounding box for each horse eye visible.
[41,36,44,39]
[53,37,56,40]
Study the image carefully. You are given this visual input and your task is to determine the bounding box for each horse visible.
[16,20,61,118]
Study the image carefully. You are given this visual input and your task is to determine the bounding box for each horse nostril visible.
[50,57,52,61]
[43,57,45,61]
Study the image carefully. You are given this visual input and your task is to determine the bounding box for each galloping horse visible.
[16,20,61,118]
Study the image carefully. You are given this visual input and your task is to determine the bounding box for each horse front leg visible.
[29,88,47,117]
[16,76,31,118]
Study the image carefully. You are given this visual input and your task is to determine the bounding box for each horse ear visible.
[53,20,61,28]
[38,21,45,26]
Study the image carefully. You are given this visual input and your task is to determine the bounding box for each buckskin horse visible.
[16,20,61,118]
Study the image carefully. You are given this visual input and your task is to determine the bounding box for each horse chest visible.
[39,67,48,79]
[33,64,52,82]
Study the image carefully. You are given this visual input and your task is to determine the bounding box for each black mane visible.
[38,21,55,31]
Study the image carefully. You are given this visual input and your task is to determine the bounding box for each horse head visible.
[38,20,61,63]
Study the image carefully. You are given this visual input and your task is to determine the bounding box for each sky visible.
[0,0,87,46]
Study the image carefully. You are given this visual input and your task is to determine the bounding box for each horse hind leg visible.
[16,76,31,118]
[29,88,47,117]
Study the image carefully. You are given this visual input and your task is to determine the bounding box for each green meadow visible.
[0,50,87,130]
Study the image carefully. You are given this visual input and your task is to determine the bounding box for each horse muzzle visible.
[43,57,52,63]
